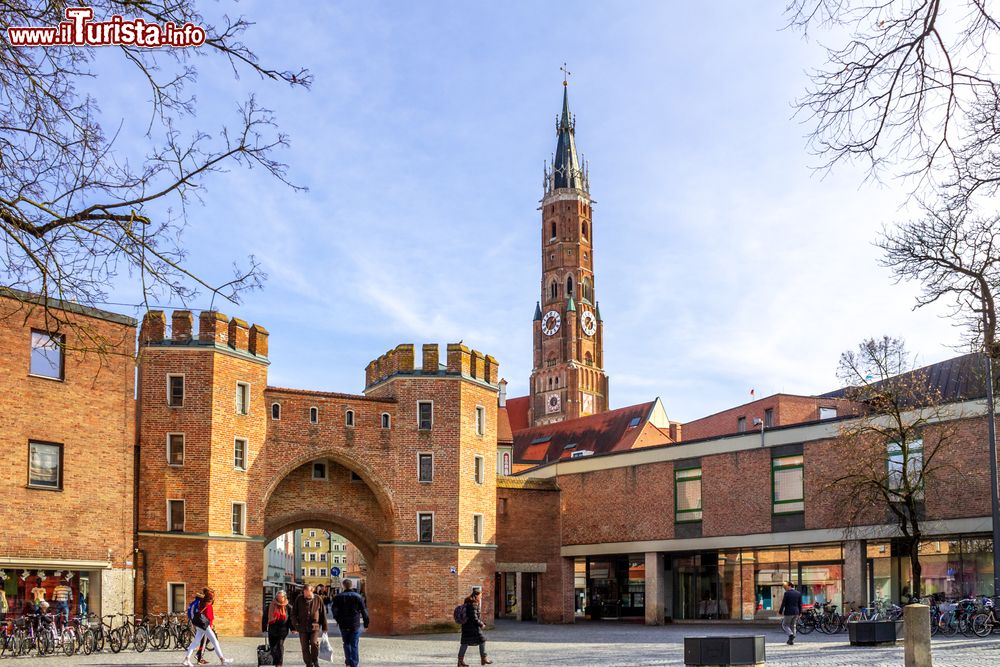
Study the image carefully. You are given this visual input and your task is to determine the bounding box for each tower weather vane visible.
[561,62,571,86]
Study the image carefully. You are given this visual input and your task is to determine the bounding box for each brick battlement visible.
[364,342,499,388]
[139,309,269,359]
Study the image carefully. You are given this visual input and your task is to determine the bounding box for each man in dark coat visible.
[778,581,803,645]
[331,579,369,667]
[458,588,492,666]
[292,584,328,667]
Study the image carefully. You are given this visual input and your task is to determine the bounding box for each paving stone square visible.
[14,620,1000,666]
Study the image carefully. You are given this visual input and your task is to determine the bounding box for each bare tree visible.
[0,1,311,340]
[785,0,1000,201]
[879,204,1000,357]
[831,336,958,600]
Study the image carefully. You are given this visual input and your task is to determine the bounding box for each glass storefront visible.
[868,535,995,601]
[1,569,95,619]
[585,555,645,619]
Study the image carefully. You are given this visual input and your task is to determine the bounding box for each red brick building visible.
[0,289,137,620]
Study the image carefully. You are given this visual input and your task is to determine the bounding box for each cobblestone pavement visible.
[11,620,1000,666]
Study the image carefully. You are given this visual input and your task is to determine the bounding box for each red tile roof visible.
[505,395,531,432]
[497,405,513,444]
[512,401,656,464]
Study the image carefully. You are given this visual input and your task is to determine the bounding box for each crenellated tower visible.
[529,79,609,426]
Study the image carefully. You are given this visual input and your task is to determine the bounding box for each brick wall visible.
[0,294,135,572]
[682,394,860,441]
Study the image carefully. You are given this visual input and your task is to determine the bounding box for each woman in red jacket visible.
[183,589,232,666]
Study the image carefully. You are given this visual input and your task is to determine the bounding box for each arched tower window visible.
[550,221,557,240]
[566,275,574,297]
[582,278,591,302]
[582,221,589,241]
[550,280,558,301]
[585,351,593,366]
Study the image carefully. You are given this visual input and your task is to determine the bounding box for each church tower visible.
[529,79,609,427]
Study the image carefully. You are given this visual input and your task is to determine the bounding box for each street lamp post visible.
[982,313,1000,597]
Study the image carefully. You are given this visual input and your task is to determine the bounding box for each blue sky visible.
[94,2,964,422]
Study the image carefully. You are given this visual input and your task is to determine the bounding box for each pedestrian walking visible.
[182,589,232,665]
[186,590,209,664]
[266,590,293,667]
[331,579,369,667]
[457,588,492,666]
[292,584,328,667]
[778,581,802,645]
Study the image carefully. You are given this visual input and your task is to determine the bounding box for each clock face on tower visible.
[541,310,561,336]
[546,393,561,414]
[581,310,597,336]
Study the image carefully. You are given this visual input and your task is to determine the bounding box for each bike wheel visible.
[83,629,97,655]
[62,629,76,656]
[108,630,123,654]
[798,617,816,635]
[972,613,992,637]
[178,626,193,649]
[37,632,53,656]
[150,626,165,650]
[134,626,149,652]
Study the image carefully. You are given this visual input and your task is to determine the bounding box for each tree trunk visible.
[910,549,922,601]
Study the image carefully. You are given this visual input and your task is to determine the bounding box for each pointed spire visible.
[595,301,602,321]
[545,69,588,195]
[566,296,576,312]
[533,301,542,321]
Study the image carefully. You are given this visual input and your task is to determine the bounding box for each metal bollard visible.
[903,603,932,667]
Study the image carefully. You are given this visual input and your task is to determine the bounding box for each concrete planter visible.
[683,635,766,666]
[847,620,905,646]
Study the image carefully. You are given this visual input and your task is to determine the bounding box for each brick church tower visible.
[529,80,608,426]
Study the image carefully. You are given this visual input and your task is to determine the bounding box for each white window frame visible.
[472,513,484,544]
[271,402,281,420]
[309,406,319,424]
[417,452,434,483]
[234,437,248,471]
[166,374,185,408]
[320,553,327,562]
[474,455,485,485]
[381,412,391,429]
[309,568,317,577]
[417,512,435,543]
[231,502,246,536]
[319,568,326,577]
[29,330,64,381]
[167,499,185,532]
[167,582,186,614]
[301,567,307,576]
[235,381,250,415]
[345,410,355,427]
[819,406,838,420]
[312,461,328,480]
[304,540,310,548]
[309,552,316,562]
[475,405,486,436]
[309,530,316,537]
[417,400,434,431]
[166,432,185,467]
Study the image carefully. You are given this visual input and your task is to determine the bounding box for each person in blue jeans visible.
[331,580,369,667]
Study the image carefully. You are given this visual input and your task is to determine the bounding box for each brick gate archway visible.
[135,310,499,636]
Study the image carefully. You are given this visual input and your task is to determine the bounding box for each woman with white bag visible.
[182,589,233,666]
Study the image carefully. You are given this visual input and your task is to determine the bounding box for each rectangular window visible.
[234,438,247,471]
[674,467,702,522]
[474,455,485,485]
[764,408,774,428]
[417,401,433,430]
[772,455,804,514]
[309,553,316,562]
[304,540,310,548]
[737,416,747,433]
[168,583,186,614]
[236,382,250,415]
[167,375,185,407]
[167,434,184,466]
[319,568,326,577]
[888,440,924,495]
[309,530,315,537]
[301,567,307,576]
[475,406,486,436]
[231,502,245,535]
[418,453,433,483]
[820,406,838,420]
[312,462,328,480]
[320,553,327,561]
[27,441,62,490]
[30,331,64,380]
[167,500,185,532]
[310,568,317,577]
[473,514,484,544]
[417,512,434,543]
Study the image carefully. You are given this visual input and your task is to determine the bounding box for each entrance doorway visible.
[520,573,537,622]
